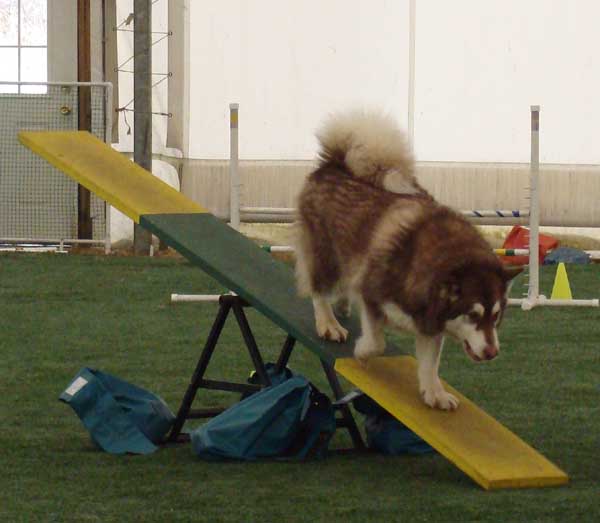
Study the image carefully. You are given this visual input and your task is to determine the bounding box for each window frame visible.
[0,0,48,93]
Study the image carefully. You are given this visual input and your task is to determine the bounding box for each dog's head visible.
[423,263,522,362]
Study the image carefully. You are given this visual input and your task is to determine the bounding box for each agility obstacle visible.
[259,245,532,257]
[19,129,569,490]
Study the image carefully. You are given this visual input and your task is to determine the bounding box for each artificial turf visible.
[0,253,598,522]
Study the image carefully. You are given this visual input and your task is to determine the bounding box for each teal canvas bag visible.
[191,369,335,461]
[59,368,175,455]
[353,392,434,455]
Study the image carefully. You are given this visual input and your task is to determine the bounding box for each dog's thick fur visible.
[295,110,521,410]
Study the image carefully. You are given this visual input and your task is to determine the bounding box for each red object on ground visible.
[500,225,559,265]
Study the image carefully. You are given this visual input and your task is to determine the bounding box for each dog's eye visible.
[492,312,500,324]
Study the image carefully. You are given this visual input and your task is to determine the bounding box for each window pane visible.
[0,47,18,81]
[0,0,19,45]
[0,83,18,93]
[21,47,47,83]
[21,0,47,46]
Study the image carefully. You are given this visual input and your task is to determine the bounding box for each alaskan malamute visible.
[295,110,521,410]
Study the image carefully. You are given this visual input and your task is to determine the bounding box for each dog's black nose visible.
[484,346,498,360]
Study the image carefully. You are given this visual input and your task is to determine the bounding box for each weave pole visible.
[510,106,599,309]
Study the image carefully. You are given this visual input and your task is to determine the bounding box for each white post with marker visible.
[229,103,241,231]
[521,106,541,311]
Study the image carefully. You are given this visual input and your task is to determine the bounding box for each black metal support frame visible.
[168,294,365,450]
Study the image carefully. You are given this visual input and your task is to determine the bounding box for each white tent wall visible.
[415,0,600,164]
[175,1,600,228]
[186,0,411,160]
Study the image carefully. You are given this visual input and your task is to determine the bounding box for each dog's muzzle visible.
[464,341,498,362]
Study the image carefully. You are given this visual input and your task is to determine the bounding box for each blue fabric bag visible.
[365,416,434,455]
[544,247,590,265]
[59,367,175,455]
[353,393,434,455]
[191,368,336,461]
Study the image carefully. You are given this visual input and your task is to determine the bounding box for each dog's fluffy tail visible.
[316,109,425,195]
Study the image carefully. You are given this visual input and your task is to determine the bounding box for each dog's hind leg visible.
[354,300,385,363]
[293,228,314,298]
[415,335,459,411]
[313,296,349,342]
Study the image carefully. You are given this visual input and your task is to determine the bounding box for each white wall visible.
[184,0,599,164]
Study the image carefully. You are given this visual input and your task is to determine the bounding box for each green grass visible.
[1,253,599,523]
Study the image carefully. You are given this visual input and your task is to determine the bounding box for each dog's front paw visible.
[420,385,460,411]
[316,318,348,342]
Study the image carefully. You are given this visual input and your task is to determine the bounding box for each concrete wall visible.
[181,161,600,228]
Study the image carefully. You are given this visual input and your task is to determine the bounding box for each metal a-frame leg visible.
[167,295,270,443]
[320,360,366,450]
[168,294,365,450]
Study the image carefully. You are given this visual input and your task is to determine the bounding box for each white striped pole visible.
[239,206,529,219]
[522,105,541,311]
[229,103,240,231]
[170,292,237,303]
[463,209,529,218]
[261,245,531,257]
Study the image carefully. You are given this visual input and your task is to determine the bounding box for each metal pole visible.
[229,103,240,230]
[133,0,153,255]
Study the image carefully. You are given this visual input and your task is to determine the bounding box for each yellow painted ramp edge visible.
[19,131,207,223]
[335,356,569,490]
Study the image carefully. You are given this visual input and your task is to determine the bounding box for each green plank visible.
[140,212,371,364]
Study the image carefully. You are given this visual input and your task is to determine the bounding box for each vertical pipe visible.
[527,105,541,308]
[229,103,240,230]
[407,0,416,148]
[77,0,93,240]
[104,82,113,254]
[133,0,153,254]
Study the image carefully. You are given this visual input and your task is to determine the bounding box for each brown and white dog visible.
[295,110,521,411]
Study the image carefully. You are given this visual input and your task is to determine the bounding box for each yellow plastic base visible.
[335,356,569,490]
[18,131,206,223]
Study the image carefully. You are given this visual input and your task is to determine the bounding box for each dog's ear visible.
[422,280,459,336]
[501,265,523,298]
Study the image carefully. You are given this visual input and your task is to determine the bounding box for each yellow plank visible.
[335,356,569,490]
[18,131,207,223]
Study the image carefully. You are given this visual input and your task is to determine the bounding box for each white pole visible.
[229,103,240,230]
[104,83,113,254]
[170,292,237,303]
[171,294,222,303]
[407,0,416,148]
[523,105,541,311]
[510,298,599,308]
